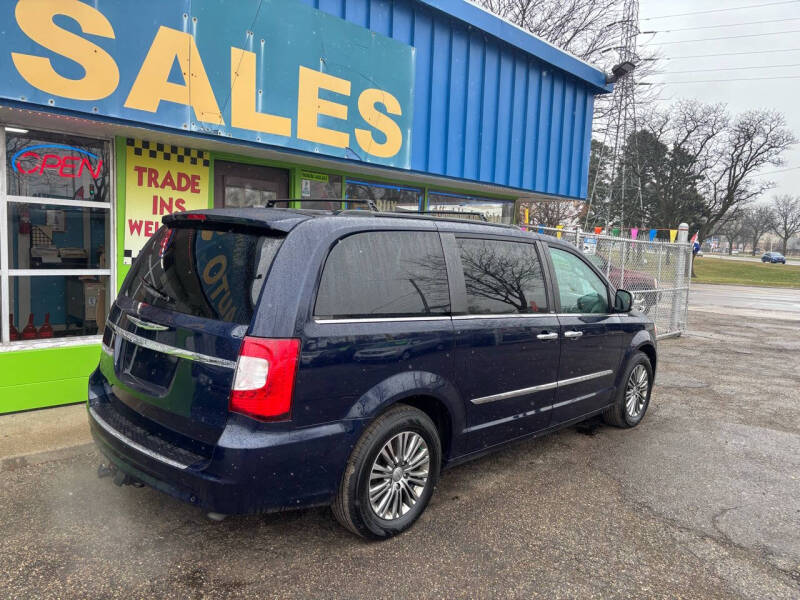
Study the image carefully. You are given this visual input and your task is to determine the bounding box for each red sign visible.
[11,145,103,178]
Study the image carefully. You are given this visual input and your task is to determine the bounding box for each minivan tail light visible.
[229,337,300,421]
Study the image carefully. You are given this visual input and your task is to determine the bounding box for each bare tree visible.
[770,195,800,255]
[520,198,585,228]
[477,0,623,63]
[714,210,748,255]
[692,109,795,242]
[742,204,775,256]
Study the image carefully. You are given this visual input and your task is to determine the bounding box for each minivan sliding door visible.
[444,234,559,452]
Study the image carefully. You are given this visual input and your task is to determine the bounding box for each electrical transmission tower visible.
[586,0,643,235]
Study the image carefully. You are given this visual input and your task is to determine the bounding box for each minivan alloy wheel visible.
[625,364,649,419]
[369,432,430,520]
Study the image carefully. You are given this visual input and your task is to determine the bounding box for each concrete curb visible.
[0,442,96,474]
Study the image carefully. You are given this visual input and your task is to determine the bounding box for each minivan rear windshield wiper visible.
[139,275,174,304]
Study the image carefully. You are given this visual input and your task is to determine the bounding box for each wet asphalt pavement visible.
[1,291,799,599]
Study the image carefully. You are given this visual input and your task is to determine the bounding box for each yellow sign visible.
[123,138,209,264]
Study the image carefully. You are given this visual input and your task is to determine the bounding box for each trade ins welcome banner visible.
[123,138,209,264]
[1,0,415,169]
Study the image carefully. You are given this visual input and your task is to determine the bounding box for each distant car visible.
[586,254,659,312]
[762,252,786,264]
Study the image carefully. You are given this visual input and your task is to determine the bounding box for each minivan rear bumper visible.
[88,375,363,515]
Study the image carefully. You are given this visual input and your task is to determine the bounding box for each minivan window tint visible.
[121,226,282,324]
[314,231,450,319]
[456,238,548,314]
[549,247,609,314]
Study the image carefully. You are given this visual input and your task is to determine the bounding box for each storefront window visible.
[2,127,113,345]
[428,191,515,224]
[6,130,109,202]
[8,276,110,340]
[6,203,109,269]
[345,179,421,212]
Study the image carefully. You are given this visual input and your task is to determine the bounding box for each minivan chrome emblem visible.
[126,314,170,331]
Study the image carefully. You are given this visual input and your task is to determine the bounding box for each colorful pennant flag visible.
[630,227,639,240]
[649,229,657,241]
[537,225,544,234]
[612,228,620,237]
[594,226,602,235]
[669,229,678,243]
[555,224,564,239]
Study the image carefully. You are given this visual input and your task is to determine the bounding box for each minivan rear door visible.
[101,222,284,445]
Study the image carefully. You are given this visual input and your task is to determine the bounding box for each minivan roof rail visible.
[336,209,521,230]
[394,208,489,222]
[265,198,379,211]
[248,199,521,230]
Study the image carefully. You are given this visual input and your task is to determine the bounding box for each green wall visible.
[0,345,101,413]
[1,135,516,415]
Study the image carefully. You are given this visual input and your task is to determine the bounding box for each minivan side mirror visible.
[614,289,633,313]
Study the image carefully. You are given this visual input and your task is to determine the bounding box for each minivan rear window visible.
[314,231,450,319]
[121,226,282,324]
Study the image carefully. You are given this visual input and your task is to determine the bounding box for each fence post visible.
[671,222,689,333]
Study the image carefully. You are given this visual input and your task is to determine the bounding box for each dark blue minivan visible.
[88,207,657,538]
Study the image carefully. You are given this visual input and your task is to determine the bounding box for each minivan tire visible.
[602,351,653,428]
[333,404,441,539]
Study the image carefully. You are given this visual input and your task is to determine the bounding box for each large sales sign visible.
[124,139,209,263]
[0,0,415,168]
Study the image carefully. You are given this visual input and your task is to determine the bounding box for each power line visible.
[662,62,800,74]
[663,48,800,60]
[651,75,800,84]
[642,0,799,21]
[642,29,800,46]
[649,16,800,33]
[756,166,800,176]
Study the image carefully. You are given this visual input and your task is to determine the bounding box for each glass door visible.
[213,161,289,208]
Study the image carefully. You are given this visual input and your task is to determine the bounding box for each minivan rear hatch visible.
[100,216,287,449]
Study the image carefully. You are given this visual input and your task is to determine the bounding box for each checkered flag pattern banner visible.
[126,138,210,167]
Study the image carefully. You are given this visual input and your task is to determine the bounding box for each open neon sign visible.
[11,145,103,178]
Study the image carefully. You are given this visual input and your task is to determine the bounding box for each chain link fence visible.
[533,226,692,339]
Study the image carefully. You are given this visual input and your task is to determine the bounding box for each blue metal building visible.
[0,0,609,412]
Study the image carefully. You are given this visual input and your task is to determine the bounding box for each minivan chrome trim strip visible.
[314,316,451,324]
[471,369,613,405]
[107,322,237,369]
[89,406,190,470]
[126,315,171,331]
[452,313,552,320]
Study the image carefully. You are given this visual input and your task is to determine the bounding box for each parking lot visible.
[1,285,798,599]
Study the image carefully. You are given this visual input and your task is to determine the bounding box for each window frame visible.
[344,178,423,211]
[544,243,613,315]
[427,190,515,224]
[0,125,116,350]
[444,232,554,317]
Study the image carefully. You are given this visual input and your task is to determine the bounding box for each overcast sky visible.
[638,0,800,202]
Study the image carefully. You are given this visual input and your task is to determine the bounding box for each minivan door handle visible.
[564,330,583,339]
[536,332,559,340]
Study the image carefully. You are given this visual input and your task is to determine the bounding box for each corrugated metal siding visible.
[301,0,597,198]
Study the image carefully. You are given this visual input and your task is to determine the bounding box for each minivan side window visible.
[456,238,548,314]
[314,231,450,319]
[549,247,609,314]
